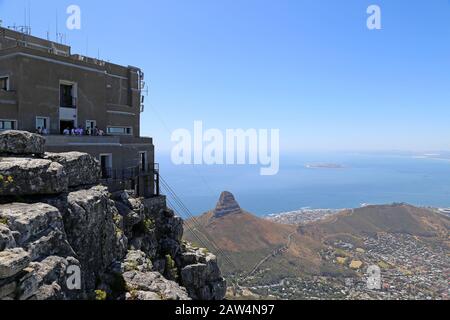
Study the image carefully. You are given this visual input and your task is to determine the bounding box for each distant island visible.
[305,163,345,169]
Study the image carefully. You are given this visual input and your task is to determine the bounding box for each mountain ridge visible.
[183,191,449,289]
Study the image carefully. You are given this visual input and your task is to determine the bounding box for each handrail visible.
[99,163,160,196]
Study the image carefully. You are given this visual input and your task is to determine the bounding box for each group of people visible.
[35,127,48,135]
[62,126,105,136]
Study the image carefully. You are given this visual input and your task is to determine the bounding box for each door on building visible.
[86,120,96,134]
[139,151,147,172]
[100,154,112,179]
[60,120,75,134]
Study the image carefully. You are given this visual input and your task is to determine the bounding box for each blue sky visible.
[1,0,450,152]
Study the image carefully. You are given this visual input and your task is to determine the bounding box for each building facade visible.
[0,27,157,195]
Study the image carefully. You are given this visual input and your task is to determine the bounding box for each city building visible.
[0,26,157,197]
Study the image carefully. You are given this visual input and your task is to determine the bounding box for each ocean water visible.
[156,152,450,216]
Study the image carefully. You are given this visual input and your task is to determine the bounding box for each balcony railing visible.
[100,163,160,197]
[0,89,17,101]
[60,97,77,109]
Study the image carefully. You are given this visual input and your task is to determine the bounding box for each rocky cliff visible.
[0,130,226,300]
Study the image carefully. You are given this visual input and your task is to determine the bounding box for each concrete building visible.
[0,26,157,196]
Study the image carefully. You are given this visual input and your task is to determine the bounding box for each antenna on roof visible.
[55,10,58,42]
[27,1,31,33]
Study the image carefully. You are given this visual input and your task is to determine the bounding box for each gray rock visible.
[126,290,161,300]
[19,256,76,300]
[0,224,16,251]
[33,282,63,300]
[179,246,227,300]
[44,152,101,187]
[123,270,190,300]
[27,232,75,264]
[181,263,226,300]
[122,250,153,272]
[155,209,183,243]
[0,158,68,195]
[0,281,17,299]
[18,267,40,300]
[0,203,64,246]
[0,131,45,156]
[0,248,30,279]
[62,186,127,291]
[181,263,208,289]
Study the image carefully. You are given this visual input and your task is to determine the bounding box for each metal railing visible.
[100,163,160,197]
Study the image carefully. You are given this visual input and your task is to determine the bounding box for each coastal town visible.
[232,232,449,300]
[230,207,450,300]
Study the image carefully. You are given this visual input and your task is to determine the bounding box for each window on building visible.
[60,83,75,108]
[36,117,50,130]
[0,77,9,91]
[0,120,17,131]
[107,126,132,135]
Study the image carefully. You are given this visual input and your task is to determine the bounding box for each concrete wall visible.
[45,136,154,170]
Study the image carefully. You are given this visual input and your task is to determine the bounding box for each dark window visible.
[0,120,16,130]
[0,77,9,91]
[60,84,75,108]
[107,127,132,135]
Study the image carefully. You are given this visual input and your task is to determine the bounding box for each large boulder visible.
[122,270,190,300]
[0,224,16,251]
[178,244,227,300]
[0,203,64,246]
[0,131,45,156]
[21,256,80,300]
[0,158,68,195]
[0,248,31,279]
[60,186,127,292]
[121,250,153,273]
[44,152,101,188]
[154,208,183,243]
[181,262,226,300]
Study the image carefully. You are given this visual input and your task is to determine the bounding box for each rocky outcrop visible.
[45,186,127,293]
[0,248,31,279]
[0,130,45,156]
[44,152,100,187]
[0,158,68,195]
[0,131,226,300]
[178,244,227,300]
[213,191,242,218]
[123,270,190,300]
